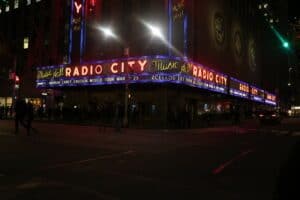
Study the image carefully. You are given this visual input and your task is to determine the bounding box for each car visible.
[258,110,282,125]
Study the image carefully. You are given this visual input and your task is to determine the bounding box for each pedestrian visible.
[26,100,35,135]
[114,101,124,133]
[14,98,27,134]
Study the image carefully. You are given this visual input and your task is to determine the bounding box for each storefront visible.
[36,55,277,128]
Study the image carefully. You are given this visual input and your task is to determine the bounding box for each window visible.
[36,0,41,2]
[24,37,29,49]
[27,0,31,5]
[5,5,9,12]
[14,0,19,9]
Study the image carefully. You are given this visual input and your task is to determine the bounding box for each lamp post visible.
[123,47,130,127]
[142,23,167,128]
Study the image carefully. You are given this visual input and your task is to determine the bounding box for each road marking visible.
[45,150,135,169]
[16,179,119,200]
[212,149,255,175]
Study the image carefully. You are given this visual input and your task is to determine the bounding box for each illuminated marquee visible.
[64,60,148,77]
[73,0,83,31]
[74,1,82,14]
[250,86,264,103]
[190,64,227,87]
[36,56,277,106]
[265,93,277,105]
[229,78,249,99]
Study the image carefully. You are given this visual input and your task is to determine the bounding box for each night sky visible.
[288,0,299,18]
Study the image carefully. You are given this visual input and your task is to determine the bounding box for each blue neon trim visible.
[80,0,85,63]
[36,55,277,106]
[68,0,74,64]
[183,14,188,58]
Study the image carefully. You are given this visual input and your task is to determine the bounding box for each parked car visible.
[258,110,282,124]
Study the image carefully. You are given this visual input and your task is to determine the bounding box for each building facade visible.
[0,0,283,127]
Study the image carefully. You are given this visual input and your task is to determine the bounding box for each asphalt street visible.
[0,119,299,199]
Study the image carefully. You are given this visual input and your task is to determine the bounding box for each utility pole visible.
[123,47,130,127]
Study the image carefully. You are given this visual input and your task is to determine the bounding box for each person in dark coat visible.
[14,98,27,134]
[26,101,34,135]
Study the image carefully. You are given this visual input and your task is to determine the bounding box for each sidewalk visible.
[0,119,263,152]
[0,118,260,136]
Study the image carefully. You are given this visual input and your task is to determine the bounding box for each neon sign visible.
[249,86,264,103]
[36,56,277,106]
[64,60,148,77]
[72,0,83,31]
[74,1,82,14]
[191,64,227,87]
[229,78,249,99]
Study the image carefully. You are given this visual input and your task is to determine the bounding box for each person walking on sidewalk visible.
[14,98,27,134]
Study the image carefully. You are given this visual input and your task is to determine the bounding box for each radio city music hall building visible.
[1,0,283,128]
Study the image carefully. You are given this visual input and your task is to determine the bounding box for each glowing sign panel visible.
[250,86,264,103]
[190,64,227,87]
[36,56,277,106]
[265,93,277,105]
[63,60,148,77]
[74,1,82,14]
[229,78,249,98]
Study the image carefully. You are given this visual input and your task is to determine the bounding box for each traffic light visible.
[270,25,290,50]
[283,41,289,49]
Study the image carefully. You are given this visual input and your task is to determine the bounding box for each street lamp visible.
[123,47,130,127]
[147,24,165,40]
[142,22,169,128]
[283,41,289,49]
[98,26,117,39]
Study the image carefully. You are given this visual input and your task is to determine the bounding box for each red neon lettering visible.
[65,68,72,77]
[223,77,227,86]
[239,84,249,93]
[216,75,220,84]
[74,2,82,14]
[89,65,93,76]
[138,60,147,72]
[95,65,102,75]
[81,66,88,76]
[193,66,197,76]
[111,63,118,74]
[73,67,80,76]
[90,0,96,6]
[198,68,202,78]
[121,62,125,73]
[128,61,135,69]
[203,69,207,80]
[251,88,258,95]
[209,72,214,82]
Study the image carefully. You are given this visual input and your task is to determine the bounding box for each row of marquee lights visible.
[36,56,277,106]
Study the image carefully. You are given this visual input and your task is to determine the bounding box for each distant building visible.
[0,0,284,127]
[288,16,300,105]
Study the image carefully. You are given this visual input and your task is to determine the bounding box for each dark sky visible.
[288,0,299,17]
